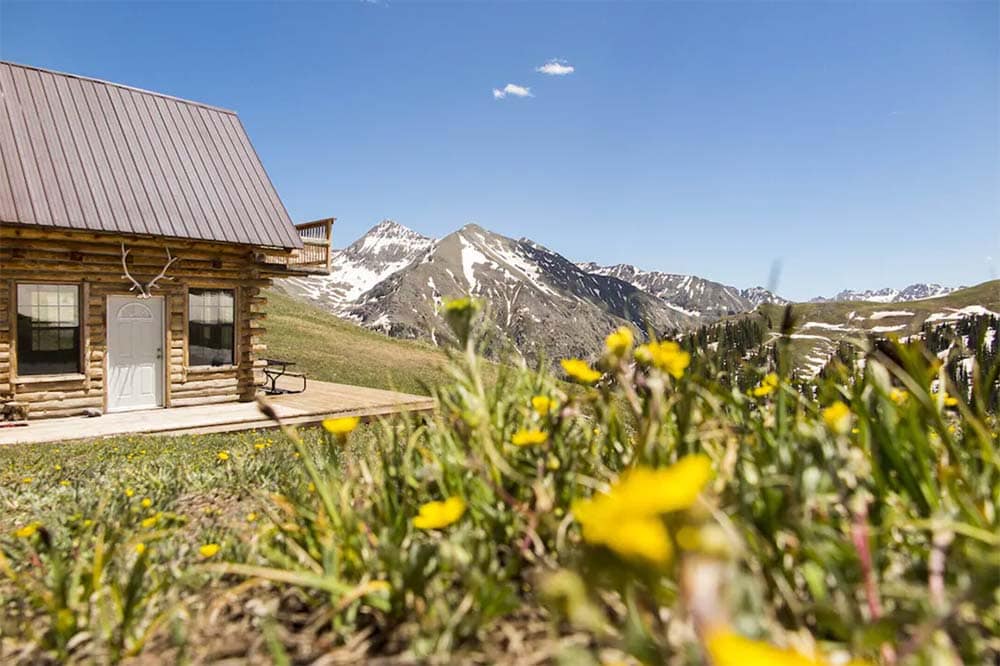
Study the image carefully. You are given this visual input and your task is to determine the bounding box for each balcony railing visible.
[263,218,334,275]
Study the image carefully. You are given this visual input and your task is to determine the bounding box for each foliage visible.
[1,299,998,663]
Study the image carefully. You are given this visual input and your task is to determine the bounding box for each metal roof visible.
[0,61,302,249]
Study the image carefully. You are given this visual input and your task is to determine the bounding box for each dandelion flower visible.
[125,487,135,498]
[889,388,908,405]
[59,479,71,487]
[635,340,690,379]
[413,497,466,530]
[531,395,554,415]
[561,358,602,384]
[198,543,221,558]
[604,326,634,356]
[752,373,779,397]
[705,628,870,666]
[512,428,548,447]
[822,401,852,435]
[572,455,713,565]
[141,515,158,529]
[21,477,32,484]
[217,451,230,461]
[141,498,153,509]
[14,522,41,538]
[443,296,474,313]
[322,416,360,435]
[943,394,959,407]
[246,512,258,523]
[135,542,146,555]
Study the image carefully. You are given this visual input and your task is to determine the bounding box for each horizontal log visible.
[169,394,240,408]
[0,225,264,257]
[169,386,239,399]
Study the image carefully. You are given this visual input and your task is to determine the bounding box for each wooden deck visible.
[0,379,435,446]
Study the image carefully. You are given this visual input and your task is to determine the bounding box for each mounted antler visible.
[147,247,178,294]
[120,243,178,298]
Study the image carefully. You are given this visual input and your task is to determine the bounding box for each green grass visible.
[1,293,997,664]
[263,288,458,395]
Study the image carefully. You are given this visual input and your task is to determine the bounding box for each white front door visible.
[107,295,164,412]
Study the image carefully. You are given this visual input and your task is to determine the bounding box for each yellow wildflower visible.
[752,372,779,397]
[443,296,474,313]
[15,522,41,538]
[706,627,870,666]
[413,497,466,530]
[531,395,554,415]
[141,515,158,529]
[604,326,634,356]
[141,498,153,509]
[322,416,360,435]
[21,477,32,484]
[943,394,959,407]
[254,442,266,450]
[561,358,602,384]
[217,451,230,461]
[134,543,146,555]
[572,455,713,565]
[889,388,908,405]
[822,401,852,435]
[365,580,391,593]
[512,428,548,447]
[246,512,258,523]
[125,487,135,498]
[59,480,71,487]
[635,340,690,379]
[198,543,221,558]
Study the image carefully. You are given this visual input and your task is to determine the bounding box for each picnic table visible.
[262,358,307,395]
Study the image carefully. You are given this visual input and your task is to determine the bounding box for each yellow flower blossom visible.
[413,497,466,530]
[531,395,554,415]
[59,480,71,487]
[512,428,548,447]
[443,296,474,313]
[198,543,221,558]
[125,487,135,498]
[246,512,258,523]
[889,388,908,405]
[706,628,870,666]
[141,498,153,509]
[822,401,852,435]
[943,394,959,407]
[141,515,158,529]
[322,416,361,435]
[15,522,41,538]
[572,455,713,565]
[752,372,779,397]
[561,358,602,384]
[217,451,230,461]
[635,340,690,379]
[134,543,146,555]
[604,326,634,356]
[21,477,32,484]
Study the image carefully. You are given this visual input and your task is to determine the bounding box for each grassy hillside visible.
[262,288,457,395]
[748,279,1000,374]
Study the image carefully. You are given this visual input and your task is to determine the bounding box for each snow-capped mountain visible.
[280,221,714,361]
[578,263,787,317]
[812,283,958,304]
[283,220,434,314]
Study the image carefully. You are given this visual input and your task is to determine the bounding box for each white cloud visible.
[536,59,574,76]
[492,83,532,99]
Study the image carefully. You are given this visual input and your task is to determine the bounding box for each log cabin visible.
[0,61,332,419]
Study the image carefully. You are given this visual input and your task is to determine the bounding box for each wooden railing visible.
[265,218,334,274]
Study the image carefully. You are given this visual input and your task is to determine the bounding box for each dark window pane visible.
[16,284,81,375]
[188,288,235,366]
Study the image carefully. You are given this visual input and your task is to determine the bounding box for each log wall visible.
[0,223,275,418]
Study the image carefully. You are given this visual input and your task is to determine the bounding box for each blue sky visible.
[1,1,996,300]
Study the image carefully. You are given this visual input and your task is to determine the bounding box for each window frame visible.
[185,287,238,370]
[12,281,85,380]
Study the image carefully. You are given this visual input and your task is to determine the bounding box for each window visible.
[188,289,235,366]
[16,284,81,376]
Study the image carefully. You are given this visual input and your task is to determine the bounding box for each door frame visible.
[104,294,166,413]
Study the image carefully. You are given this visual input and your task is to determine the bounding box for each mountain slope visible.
[578,262,787,318]
[730,280,1000,377]
[343,224,698,360]
[812,283,959,303]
